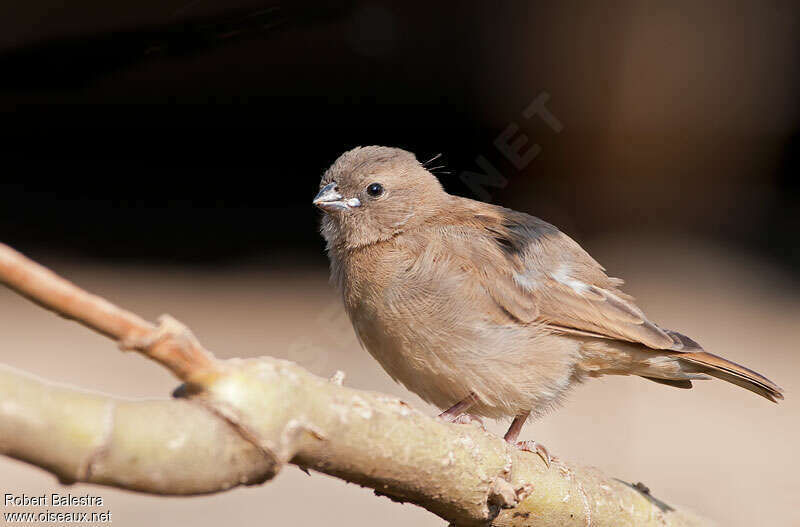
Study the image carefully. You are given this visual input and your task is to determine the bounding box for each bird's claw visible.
[450,413,485,430]
[514,440,551,468]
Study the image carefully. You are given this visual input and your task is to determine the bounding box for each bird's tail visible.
[676,351,784,403]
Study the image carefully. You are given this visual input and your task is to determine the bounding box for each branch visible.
[0,244,218,383]
[0,243,714,526]
[0,365,275,493]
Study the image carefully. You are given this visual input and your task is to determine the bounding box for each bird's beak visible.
[313,182,361,212]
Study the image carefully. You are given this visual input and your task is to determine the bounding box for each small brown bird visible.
[314,146,783,463]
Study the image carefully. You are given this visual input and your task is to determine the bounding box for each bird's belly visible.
[355,321,463,408]
[349,304,581,419]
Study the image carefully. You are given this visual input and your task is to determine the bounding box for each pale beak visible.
[313,182,361,211]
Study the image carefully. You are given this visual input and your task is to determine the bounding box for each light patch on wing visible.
[550,264,590,294]
[512,270,541,291]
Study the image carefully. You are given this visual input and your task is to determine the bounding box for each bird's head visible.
[314,146,447,250]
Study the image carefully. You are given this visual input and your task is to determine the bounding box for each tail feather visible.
[642,376,694,389]
[678,351,784,403]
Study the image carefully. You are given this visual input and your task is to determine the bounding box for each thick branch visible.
[0,365,275,493]
[0,362,711,527]
[0,243,714,526]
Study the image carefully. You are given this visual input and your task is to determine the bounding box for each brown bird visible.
[313,145,783,464]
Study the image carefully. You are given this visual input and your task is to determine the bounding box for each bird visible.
[313,145,784,464]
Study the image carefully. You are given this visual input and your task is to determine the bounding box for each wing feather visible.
[464,203,690,351]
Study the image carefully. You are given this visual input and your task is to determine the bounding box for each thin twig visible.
[0,243,218,382]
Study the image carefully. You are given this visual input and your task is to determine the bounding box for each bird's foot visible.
[450,413,485,430]
[436,411,485,430]
[511,440,551,468]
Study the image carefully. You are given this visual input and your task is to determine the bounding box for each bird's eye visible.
[366,183,384,197]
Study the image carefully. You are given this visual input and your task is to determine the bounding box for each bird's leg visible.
[437,392,478,423]
[504,411,551,467]
[503,412,527,442]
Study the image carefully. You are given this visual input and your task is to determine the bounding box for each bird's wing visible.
[462,204,696,351]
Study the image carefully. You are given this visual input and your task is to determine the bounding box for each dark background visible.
[1,0,798,271]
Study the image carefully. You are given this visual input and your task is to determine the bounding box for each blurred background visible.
[1,1,798,525]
